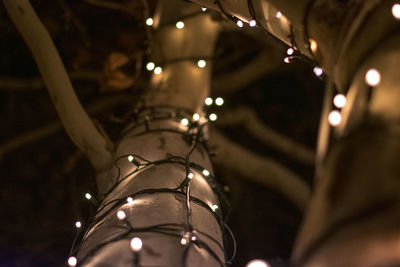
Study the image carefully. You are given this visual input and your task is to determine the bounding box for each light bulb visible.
[392,4,400,19]
[276,11,282,18]
[176,21,184,29]
[205,97,213,106]
[192,113,200,121]
[117,210,126,220]
[130,237,143,252]
[365,68,381,86]
[246,259,270,267]
[215,97,224,106]
[68,256,77,266]
[310,39,318,53]
[181,118,189,126]
[191,235,197,241]
[211,204,219,211]
[128,155,134,162]
[284,57,290,64]
[209,113,217,121]
[249,20,256,27]
[328,110,342,126]
[154,66,162,75]
[75,221,82,229]
[333,94,346,108]
[85,193,92,200]
[236,20,244,27]
[202,169,210,176]
[187,172,194,179]
[287,48,294,55]
[201,7,207,12]
[313,66,323,77]
[145,17,153,26]
[146,62,155,71]
[180,237,188,245]
[197,60,206,68]
[127,197,134,204]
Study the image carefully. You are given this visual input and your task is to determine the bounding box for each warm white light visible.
[191,235,197,241]
[128,155,134,162]
[365,68,381,86]
[68,256,77,266]
[284,57,290,64]
[145,17,154,26]
[75,221,82,228]
[197,60,206,68]
[392,4,400,19]
[117,210,126,220]
[154,66,162,75]
[313,66,323,77]
[215,97,224,106]
[209,113,217,121]
[249,20,256,27]
[333,94,347,108]
[205,97,213,106]
[176,21,185,29]
[211,204,219,211]
[85,193,92,200]
[130,237,143,252]
[192,113,200,121]
[310,39,318,53]
[246,259,270,267]
[181,118,189,126]
[146,62,155,71]
[201,7,207,12]
[328,110,342,126]
[276,11,282,18]
[202,169,210,176]
[180,237,188,245]
[127,197,134,204]
[287,48,294,55]
[236,20,244,27]
[187,172,194,179]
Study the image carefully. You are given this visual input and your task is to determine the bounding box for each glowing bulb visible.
[310,39,318,53]
[192,113,200,121]
[392,4,400,19]
[187,172,194,179]
[127,197,134,204]
[201,7,207,12]
[202,169,210,176]
[211,204,219,211]
[215,97,224,106]
[236,20,244,27]
[68,256,77,266]
[117,210,126,220]
[75,221,82,228]
[146,62,155,71]
[85,193,92,200]
[180,237,188,245]
[276,11,282,18]
[209,113,217,121]
[145,17,153,26]
[154,66,162,75]
[284,57,290,63]
[176,21,184,29]
[191,235,197,241]
[197,59,206,68]
[313,66,323,77]
[130,237,143,252]
[246,259,270,267]
[287,48,294,55]
[205,97,213,106]
[333,94,347,108]
[249,20,256,27]
[365,68,381,86]
[328,110,342,126]
[128,155,134,162]
[181,118,189,126]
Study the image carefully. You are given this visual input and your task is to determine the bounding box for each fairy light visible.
[310,39,318,53]
[365,68,381,86]
[176,21,185,29]
[117,210,127,220]
[205,97,213,106]
[130,237,143,252]
[211,204,219,212]
[75,221,82,229]
[287,48,294,55]
[249,20,256,27]
[187,172,194,179]
[276,11,282,18]
[197,59,206,68]
[392,4,400,19]
[128,155,134,162]
[127,197,134,204]
[68,256,77,266]
[180,118,189,126]
[333,94,347,108]
[180,237,188,245]
[236,20,244,27]
[202,169,210,176]
[85,193,92,200]
[191,235,197,241]
[246,259,270,267]
[328,110,342,126]
[209,113,217,121]
[284,57,290,63]
[192,113,200,121]
[313,66,323,77]
[154,66,162,75]
[201,7,207,12]
[215,97,224,106]
[146,62,155,71]
[145,17,153,26]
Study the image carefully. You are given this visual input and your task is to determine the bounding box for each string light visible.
[127,197,134,204]
[117,210,127,220]
[365,68,381,86]
[392,4,400,19]
[287,48,294,55]
[85,193,92,200]
[211,204,219,212]
[145,17,153,26]
[313,66,323,77]
[154,66,162,75]
[328,110,342,126]
[197,59,206,68]
[333,94,347,108]
[191,235,197,241]
[249,20,256,27]
[205,97,213,106]
[201,7,207,12]
[180,118,189,126]
[75,221,82,229]
[130,237,143,252]
[128,155,134,162]
[246,259,270,267]
[192,113,200,121]
[202,169,210,176]
[310,39,318,53]
[276,11,282,18]
[236,20,244,27]
[215,97,224,106]
[187,172,194,179]
[209,113,217,121]
[283,57,290,63]
[146,62,155,71]
[180,237,188,245]
[68,256,77,266]
[176,21,185,29]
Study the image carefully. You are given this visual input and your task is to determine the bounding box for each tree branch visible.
[210,128,310,210]
[3,0,114,172]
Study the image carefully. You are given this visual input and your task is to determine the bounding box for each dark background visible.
[0,1,324,266]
